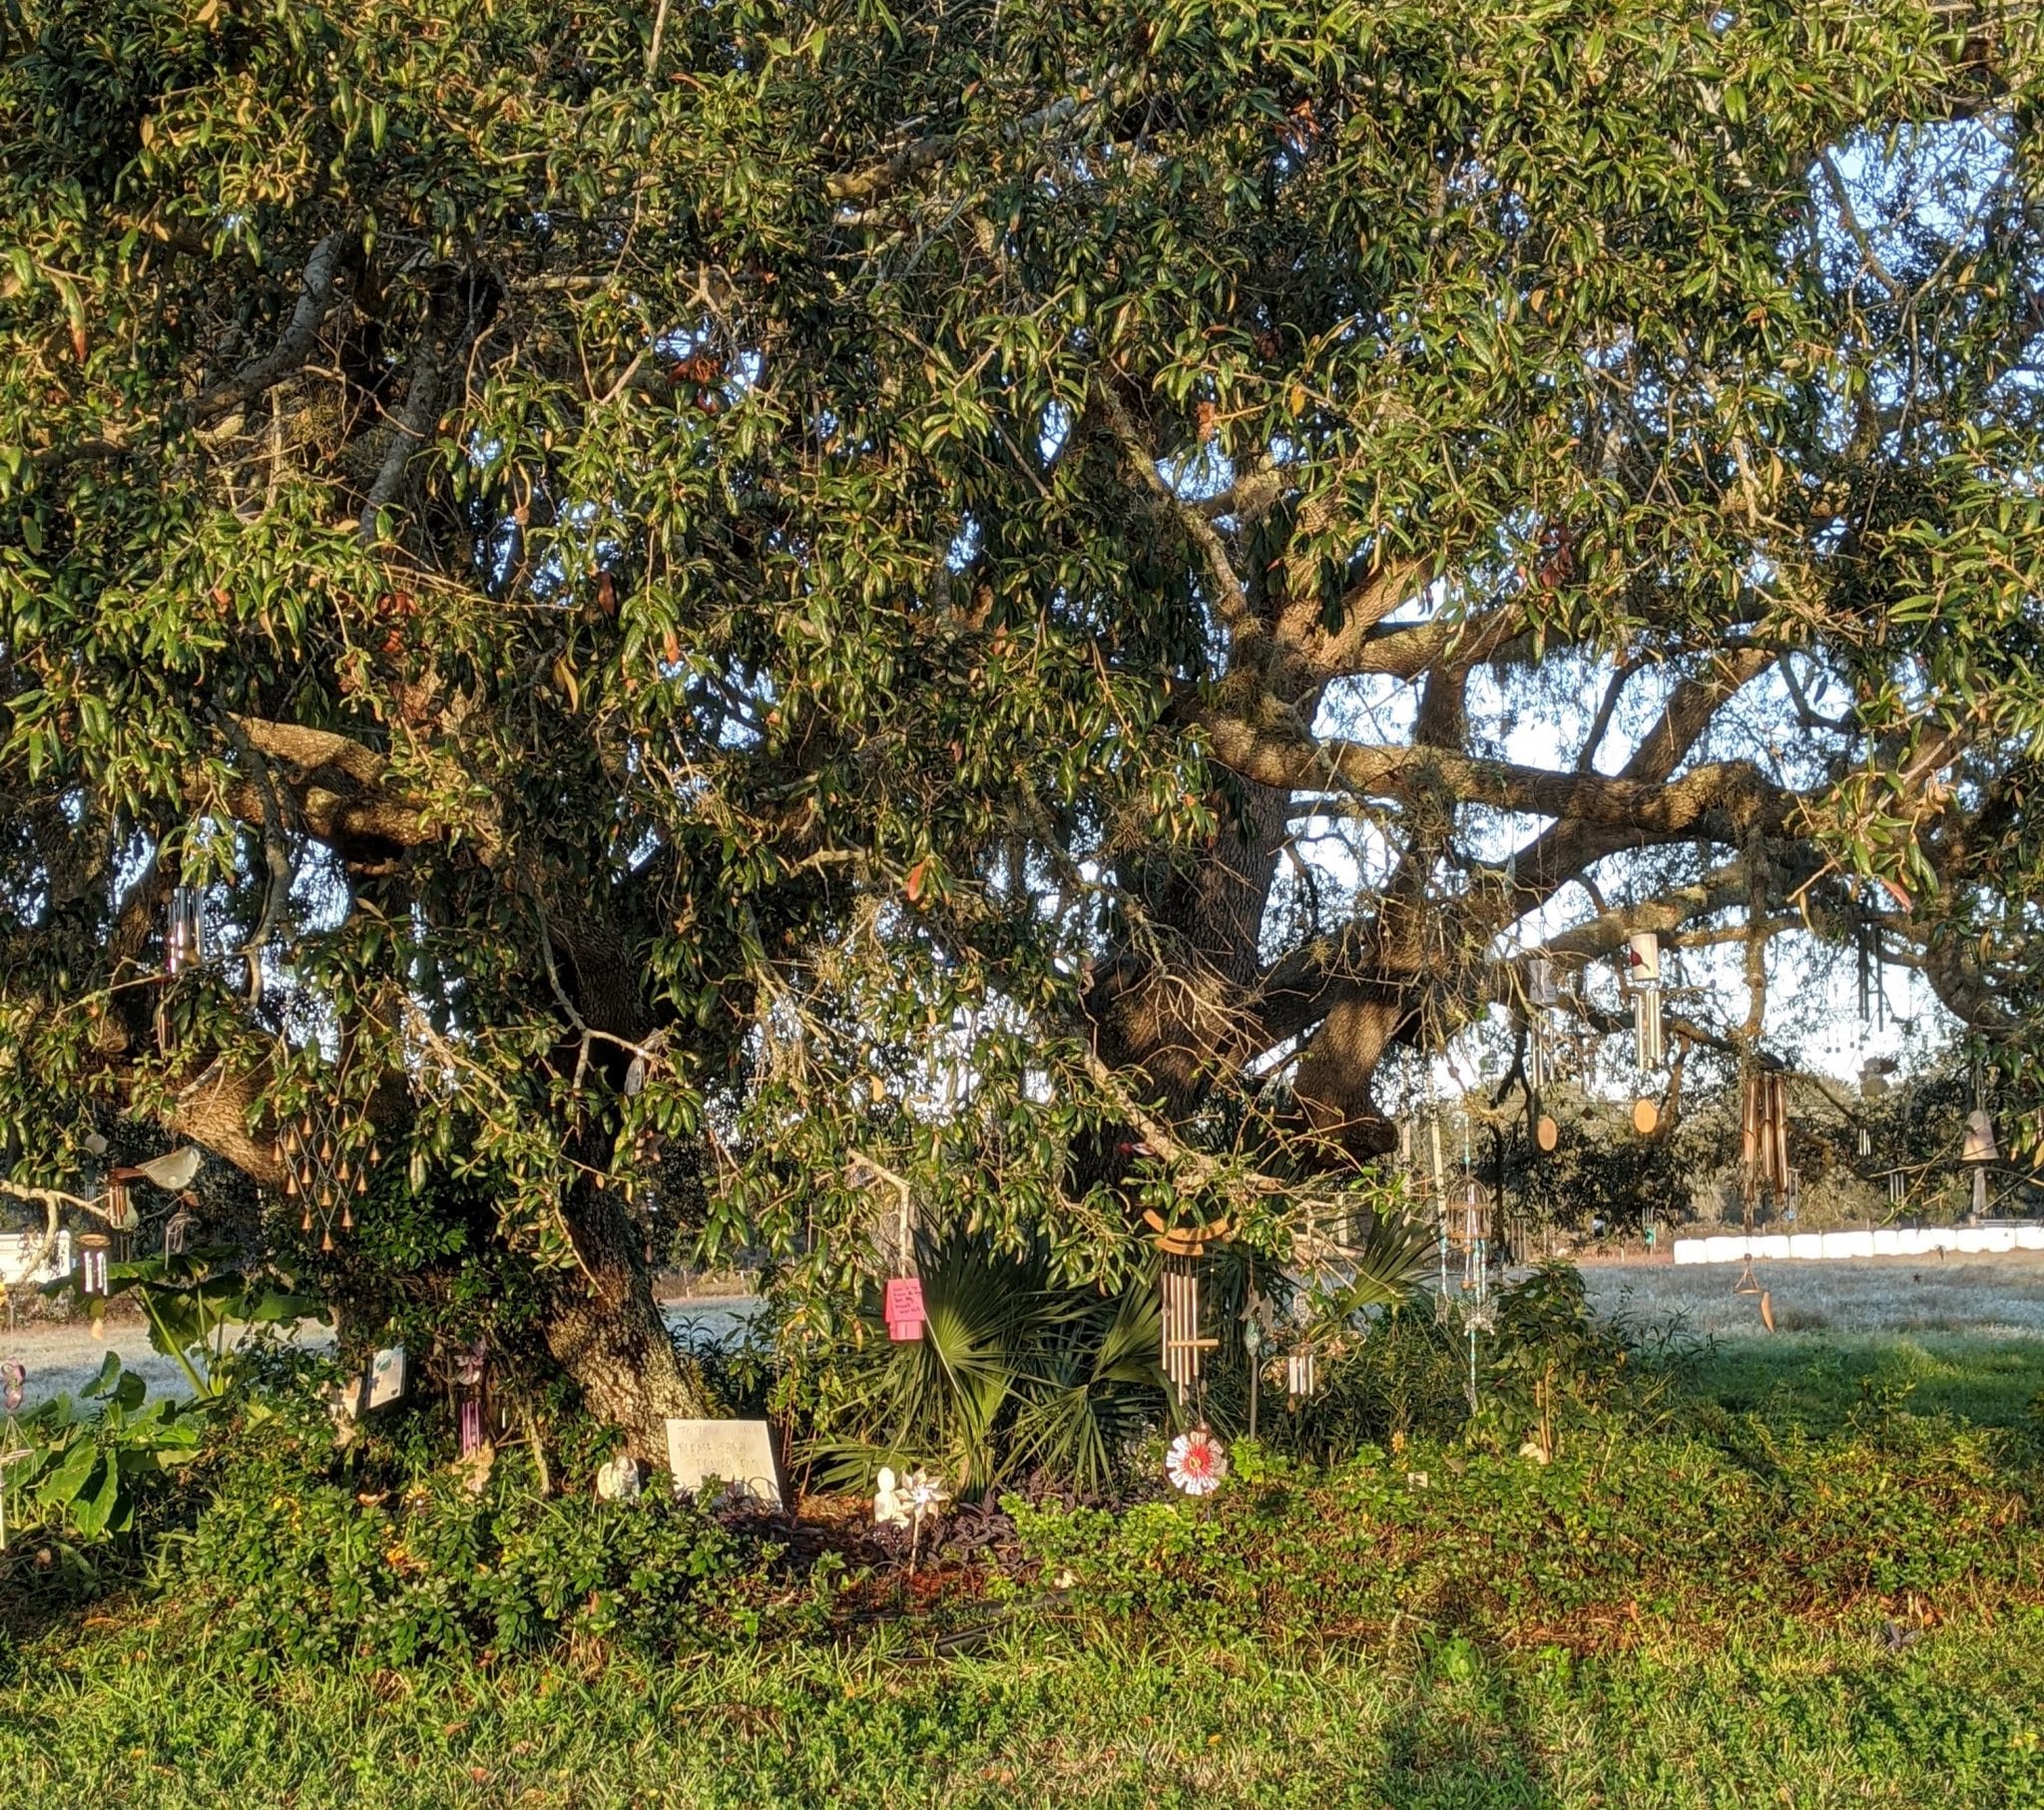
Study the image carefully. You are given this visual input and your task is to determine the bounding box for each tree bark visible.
[542,1179,717,1463]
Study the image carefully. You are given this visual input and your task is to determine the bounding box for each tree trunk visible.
[543,1179,717,1463]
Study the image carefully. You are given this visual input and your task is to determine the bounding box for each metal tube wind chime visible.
[280,1103,380,1252]
[1526,956,1561,1154]
[1740,1069,1791,1217]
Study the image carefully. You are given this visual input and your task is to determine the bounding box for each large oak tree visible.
[2,0,2038,1450]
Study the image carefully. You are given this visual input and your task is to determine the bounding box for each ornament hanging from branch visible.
[1146,1209,1230,1402]
[1627,932,1663,1071]
[1962,1107,1999,1220]
[166,885,206,976]
[78,1231,110,1296]
[280,1099,379,1253]
[1740,1070,1791,1208]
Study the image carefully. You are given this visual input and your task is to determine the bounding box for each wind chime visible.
[452,1342,489,1458]
[156,883,207,1047]
[167,885,205,974]
[1854,887,1886,1032]
[1740,1069,1792,1218]
[1147,1209,1229,1404]
[1625,933,1665,1135]
[1961,1077,2000,1221]
[280,1100,379,1252]
[1525,956,1561,1155]
[78,1232,111,1296]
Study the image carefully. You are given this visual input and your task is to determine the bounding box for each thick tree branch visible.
[189,231,350,424]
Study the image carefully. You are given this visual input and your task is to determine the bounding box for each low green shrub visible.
[0,1354,205,1591]
[164,1440,820,1676]
[1012,1410,2041,1647]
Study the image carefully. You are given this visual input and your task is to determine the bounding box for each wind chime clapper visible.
[279,1104,381,1252]
[1145,1208,1230,1402]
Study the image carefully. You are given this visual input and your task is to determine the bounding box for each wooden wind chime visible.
[281,1100,380,1252]
[1147,1209,1229,1404]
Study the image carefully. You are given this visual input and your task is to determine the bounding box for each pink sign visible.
[884,1276,925,1340]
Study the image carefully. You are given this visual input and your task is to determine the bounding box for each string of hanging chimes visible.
[1740,1069,1791,1206]
[281,1102,380,1252]
[1627,932,1664,1070]
[1146,1210,1229,1402]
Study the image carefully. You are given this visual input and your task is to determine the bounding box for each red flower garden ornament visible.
[1166,1427,1228,1497]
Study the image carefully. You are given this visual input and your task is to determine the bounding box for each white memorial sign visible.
[664,1418,783,1509]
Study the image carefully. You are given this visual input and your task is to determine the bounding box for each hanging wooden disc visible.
[1535,1115,1559,1152]
[1141,1208,1234,1258]
[1631,1097,1660,1135]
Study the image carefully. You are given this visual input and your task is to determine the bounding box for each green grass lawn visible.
[1676,1330,2044,1432]
[5,1613,2043,1808]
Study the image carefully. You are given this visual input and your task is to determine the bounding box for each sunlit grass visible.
[5,1612,2043,1807]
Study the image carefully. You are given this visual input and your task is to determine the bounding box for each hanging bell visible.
[300,1207,313,1233]
[340,1202,353,1231]
[320,1225,334,1253]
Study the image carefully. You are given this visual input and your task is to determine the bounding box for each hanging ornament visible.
[166,885,205,975]
[1146,1210,1229,1401]
[163,1200,195,1258]
[1165,1426,1228,1497]
[1527,955,1561,1010]
[1627,932,1663,1070]
[283,1097,377,1252]
[884,1275,926,1342]
[1741,1070,1791,1209]
[78,1232,111,1296]
[1160,1252,1207,1400]
[1285,1351,1318,1399]
[1962,1108,1999,1220]
[453,1341,489,1459]
[1887,1167,1907,1206]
